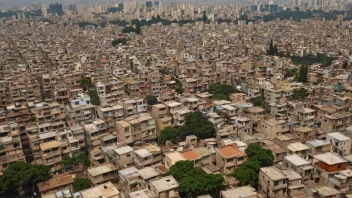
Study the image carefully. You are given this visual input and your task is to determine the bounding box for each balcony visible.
[272,183,288,190]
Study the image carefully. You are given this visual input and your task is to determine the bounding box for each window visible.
[337,163,341,168]
[126,154,131,157]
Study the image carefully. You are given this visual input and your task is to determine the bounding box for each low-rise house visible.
[261,118,290,140]
[306,139,331,158]
[327,132,352,156]
[287,142,310,160]
[220,185,258,198]
[284,154,314,182]
[313,152,348,184]
[118,166,140,192]
[292,127,316,142]
[87,163,117,186]
[77,181,120,198]
[163,151,186,170]
[215,146,247,175]
[37,173,73,197]
[148,176,180,198]
[138,167,161,188]
[258,166,288,198]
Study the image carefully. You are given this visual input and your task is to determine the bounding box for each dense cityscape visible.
[2,0,352,198]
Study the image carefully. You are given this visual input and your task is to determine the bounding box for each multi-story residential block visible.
[284,154,314,182]
[148,176,180,198]
[321,113,352,133]
[0,124,26,174]
[287,142,310,160]
[87,163,117,186]
[292,127,316,142]
[327,132,352,156]
[215,146,247,175]
[133,144,161,168]
[261,118,290,140]
[258,166,288,198]
[37,173,73,197]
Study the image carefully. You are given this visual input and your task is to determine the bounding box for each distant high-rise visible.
[146,1,153,8]
[49,3,64,16]
[154,1,159,7]
[32,2,41,10]
[41,4,47,17]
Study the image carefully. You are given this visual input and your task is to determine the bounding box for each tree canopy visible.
[158,126,182,145]
[122,26,136,34]
[208,84,237,100]
[62,154,90,169]
[249,96,264,107]
[234,144,274,188]
[168,161,224,197]
[297,65,308,83]
[158,112,215,144]
[0,162,48,195]
[146,95,158,106]
[292,88,309,101]
[73,178,90,192]
[112,38,128,46]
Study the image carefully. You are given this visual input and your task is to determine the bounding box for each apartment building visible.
[287,142,310,160]
[87,163,117,186]
[326,132,352,156]
[261,118,290,140]
[83,120,117,151]
[0,124,26,174]
[134,144,162,168]
[284,154,314,182]
[147,176,180,198]
[37,173,73,196]
[67,103,97,125]
[40,140,63,172]
[258,166,288,198]
[215,146,247,175]
[321,113,352,133]
[297,108,316,127]
[292,127,316,142]
[117,113,157,144]
[78,181,120,198]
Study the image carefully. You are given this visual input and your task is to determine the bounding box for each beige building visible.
[261,119,289,140]
[87,163,117,186]
[258,166,288,198]
[215,146,247,175]
[148,176,180,198]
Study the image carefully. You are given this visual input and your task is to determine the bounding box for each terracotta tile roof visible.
[37,173,73,192]
[181,150,201,160]
[217,146,245,158]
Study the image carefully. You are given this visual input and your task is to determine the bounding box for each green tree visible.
[122,26,136,34]
[135,19,141,34]
[202,11,207,22]
[0,162,48,195]
[245,144,274,167]
[168,161,224,198]
[168,160,194,181]
[63,154,90,172]
[79,75,93,92]
[208,84,237,100]
[112,38,127,46]
[183,112,215,139]
[158,126,180,145]
[146,95,158,106]
[234,159,260,186]
[30,115,36,122]
[249,96,264,107]
[292,88,309,100]
[234,144,274,188]
[73,178,90,192]
[297,65,308,83]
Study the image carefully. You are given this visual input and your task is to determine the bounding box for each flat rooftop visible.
[87,163,116,177]
[314,152,347,165]
[80,181,119,198]
[260,166,287,181]
[149,176,179,192]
